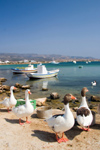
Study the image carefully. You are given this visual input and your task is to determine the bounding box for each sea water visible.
[0,61,100,101]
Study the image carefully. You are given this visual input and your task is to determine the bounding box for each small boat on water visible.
[78,65,83,68]
[50,60,59,64]
[73,60,76,64]
[11,63,37,74]
[26,64,59,79]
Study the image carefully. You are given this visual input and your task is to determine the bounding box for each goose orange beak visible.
[71,95,76,100]
[14,87,17,90]
[28,91,31,94]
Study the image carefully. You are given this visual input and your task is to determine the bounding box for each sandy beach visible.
[0,107,100,150]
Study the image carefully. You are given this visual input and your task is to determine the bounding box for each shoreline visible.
[0,87,99,113]
[0,59,100,66]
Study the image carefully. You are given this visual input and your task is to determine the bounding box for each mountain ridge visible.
[0,53,97,62]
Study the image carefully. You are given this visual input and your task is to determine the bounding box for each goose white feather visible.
[76,87,93,131]
[45,94,76,143]
[12,89,34,125]
[0,86,17,112]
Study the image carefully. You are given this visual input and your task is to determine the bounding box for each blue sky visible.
[0,0,100,58]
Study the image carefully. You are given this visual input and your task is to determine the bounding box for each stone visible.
[50,92,60,99]
[42,88,48,91]
[15,83,22,88]
[36,97,47,106]
[21,85,30,89]
[0,77,7,82]
[13,88,20,93]
[91,95,100,102]
[2,85,10,91]
[0,90,3,94]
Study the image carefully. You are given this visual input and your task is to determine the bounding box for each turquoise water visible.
[0,61,100,100]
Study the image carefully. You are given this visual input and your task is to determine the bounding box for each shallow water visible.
[0,61,100,103]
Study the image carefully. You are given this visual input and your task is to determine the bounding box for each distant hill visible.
[0,53,96,62]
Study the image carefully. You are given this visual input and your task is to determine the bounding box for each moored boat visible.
[78,65,83,68]
[50,60,59,64]
[11,63,37,74]
[26,64,59,79]
[73,60,76,64]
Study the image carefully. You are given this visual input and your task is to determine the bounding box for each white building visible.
[24,59,29,63]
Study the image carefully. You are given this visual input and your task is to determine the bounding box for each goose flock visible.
[0,86,96,143]
[0,87,34,125]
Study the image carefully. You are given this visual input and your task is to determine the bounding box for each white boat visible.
[11,63,37,74]
[50,60,59,64]
[73,61,76,64]
[26,64,59,79]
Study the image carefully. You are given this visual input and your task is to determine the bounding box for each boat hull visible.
[11,68,37,74]
[26,69,59,79]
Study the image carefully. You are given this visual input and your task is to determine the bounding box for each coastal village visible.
[0,53,100,65]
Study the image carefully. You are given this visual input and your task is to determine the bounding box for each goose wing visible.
[46,114,65,127]
[12,104,26,115]
[0,97,10,107]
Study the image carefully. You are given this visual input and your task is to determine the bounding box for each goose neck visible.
[25,93,29,100]
[80,96,88,107]
[64,103,70,113]
[10,88,14,97]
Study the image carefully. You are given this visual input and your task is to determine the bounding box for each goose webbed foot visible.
[56,133,69,143]
[26,117,31,124]
[82,126,90,131]
[19,118,24,125]
[26,120,31,124]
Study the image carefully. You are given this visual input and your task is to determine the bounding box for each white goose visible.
[12,89,34,125]
[45,94,76,143]
[0,86,17,112]
[76,87,93,131]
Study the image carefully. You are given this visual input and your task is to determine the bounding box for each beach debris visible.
[36,97,47,106]
[50,92,60,99]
